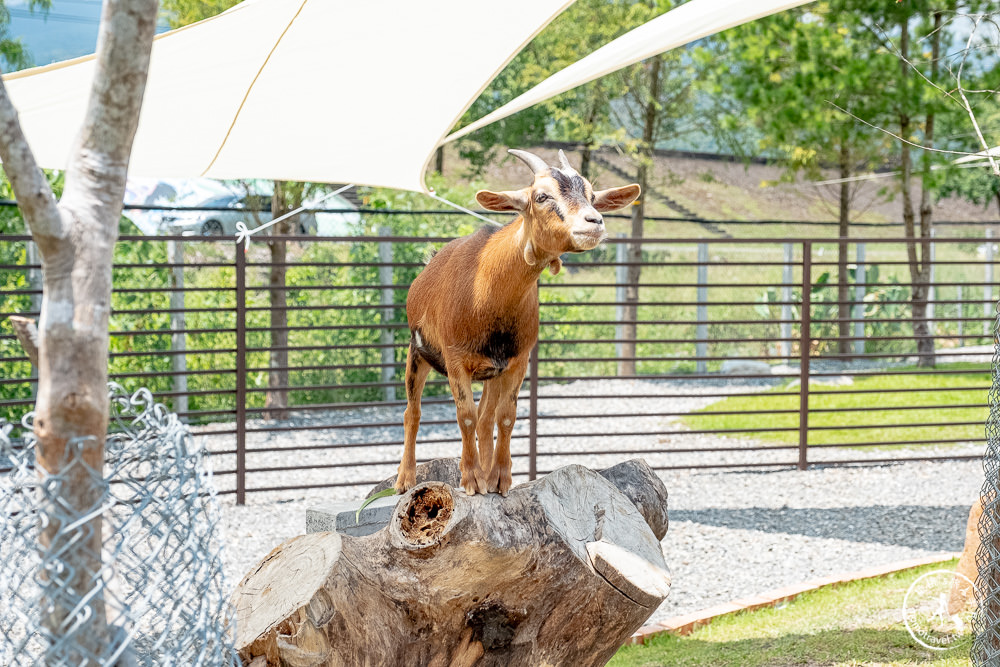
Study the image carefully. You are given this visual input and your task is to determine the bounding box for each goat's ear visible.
[593,184,641,212]
[476,189,528,212]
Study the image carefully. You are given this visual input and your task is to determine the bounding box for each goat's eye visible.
[535,193,549,204]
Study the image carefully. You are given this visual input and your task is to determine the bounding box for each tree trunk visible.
[914,11,942,369]
[621,57,661,377]
[435,145,445,174]
[0,0,157,661]
[837,140,851,356]
[898,13,934,368]
[265,181,292,419]
[233,459,670,667]
[580,144,592,182]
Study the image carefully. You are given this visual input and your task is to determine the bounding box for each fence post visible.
[798,242,811,471]
[528,342,538,481]
[854,243,866,356]
[25,239,40,399]
[378,227,396,403]
[958,284,964,345]
[168,239,188,421]
[615,235,627,370]
[927,228,936,332]
[781,243,793,360]
[235,241,247,505]
[986,229,994,338]
[696,243,708,374]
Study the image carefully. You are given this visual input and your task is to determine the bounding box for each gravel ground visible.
[206,369,988,627]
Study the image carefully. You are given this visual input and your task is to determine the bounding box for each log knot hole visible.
[466,602,524,651]
[399,485,454,546]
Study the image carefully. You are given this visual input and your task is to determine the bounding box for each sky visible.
[7,0,170,68]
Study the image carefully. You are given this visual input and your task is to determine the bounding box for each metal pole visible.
[854,243,866,356]
[781,243,793,360]
[987,229,994,338]
[615,235,627,371]
[958,284,964,345]
[378,227,396,403]
[798,241,811,471]
[235,242,247,505]
[528,342,538,481]
[25,239,40,400]
[696,243,708,374]
[168,240,188,421]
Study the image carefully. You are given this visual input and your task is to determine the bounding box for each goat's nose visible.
[585,212,603,225]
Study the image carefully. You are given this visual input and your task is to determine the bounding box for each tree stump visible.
[232,460,670,666]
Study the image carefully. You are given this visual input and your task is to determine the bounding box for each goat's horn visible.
[558,149,573,171]
[509,149,549,176]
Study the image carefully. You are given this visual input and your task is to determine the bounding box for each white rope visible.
[809,162,987,187]
[235,183,356,250]
[426,189,503,227]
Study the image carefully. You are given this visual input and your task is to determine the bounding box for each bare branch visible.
[955,14,1000,177]
[9,316,38,367]
[59,0,158,220]
[827,102,983,159]
[0,78,61,238]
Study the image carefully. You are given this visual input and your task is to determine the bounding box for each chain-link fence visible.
[974,305,1000,664]
[0,384,238,666]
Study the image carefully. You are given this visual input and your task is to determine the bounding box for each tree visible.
[615,0,699,376]
[454,0,649,177]
[708,4,893,356]
[0,0,157,661]
[0,0,50,71]
[846,0,993,367]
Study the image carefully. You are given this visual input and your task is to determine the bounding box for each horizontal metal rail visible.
[1,229,996,502]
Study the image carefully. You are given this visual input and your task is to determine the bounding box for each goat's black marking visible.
[411,329,447,376]
[456,385,467,402]
[551,168,589,206]
[479,223,501,237]
[478,326,519,365]
[551,202,565,222]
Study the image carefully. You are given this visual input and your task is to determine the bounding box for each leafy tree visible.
[614,0,700,375]
[707,2,893,355]
[454,0,654,177]
[0,0,50,71]
[159,0,232,27]
[845,0,993,366]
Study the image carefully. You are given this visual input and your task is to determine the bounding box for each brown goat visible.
[395,149,640,495]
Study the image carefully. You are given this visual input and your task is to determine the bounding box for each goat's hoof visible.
[485,471,500,494]
[394,472,415,494]
[460,474,483,496]
[497,474,512,497]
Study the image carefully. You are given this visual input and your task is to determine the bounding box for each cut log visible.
[233,461,670,667]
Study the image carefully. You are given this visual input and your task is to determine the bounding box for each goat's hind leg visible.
[394,346,431,494]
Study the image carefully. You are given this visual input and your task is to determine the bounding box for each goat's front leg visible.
[475,379,500,481]
[488,355,529,496]
[447,365,487,495]
[394,346,431,494]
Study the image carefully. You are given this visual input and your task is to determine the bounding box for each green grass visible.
[611,560,971,667]
[680,363,990,447]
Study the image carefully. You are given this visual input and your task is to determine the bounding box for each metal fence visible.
[1,217,997,503]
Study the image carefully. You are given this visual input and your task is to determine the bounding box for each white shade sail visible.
[3,0,573,192]
[446,0,815,144]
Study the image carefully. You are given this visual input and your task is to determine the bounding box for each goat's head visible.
[475,149,640,270]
